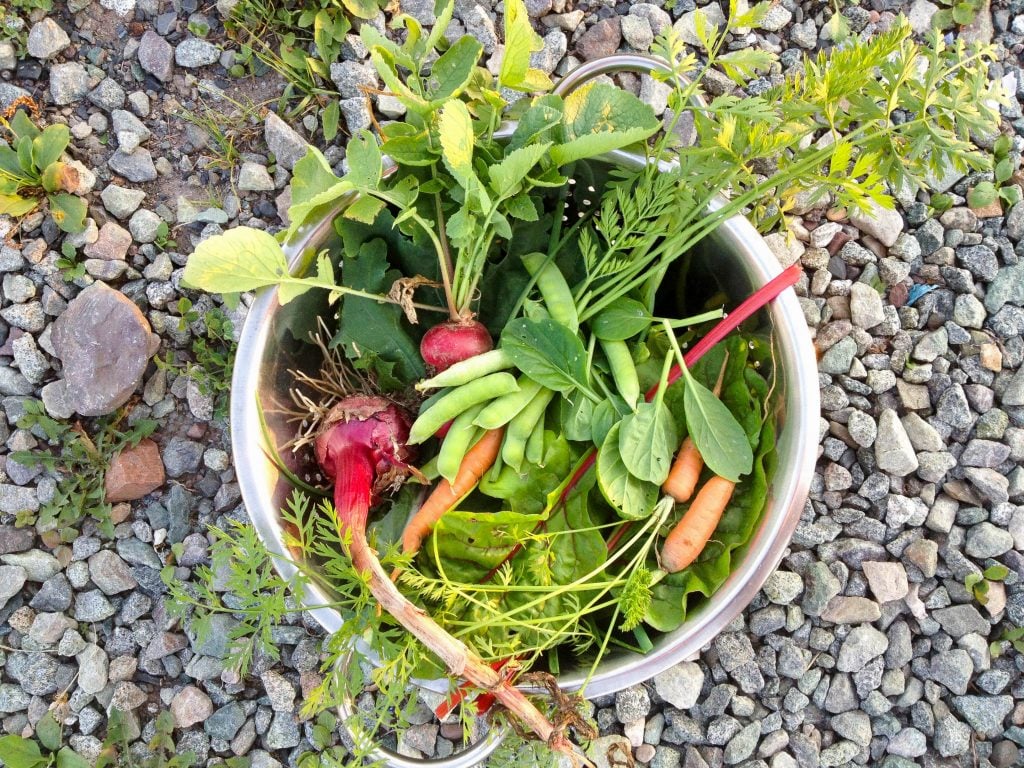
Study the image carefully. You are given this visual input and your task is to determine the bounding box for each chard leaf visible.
[501,317,589,394]
[680,364,753,482]
[618,401,677,484]
[597,422,659,520]
[488,142,551,197]
[550,83,659,166]
[428,36,482,102]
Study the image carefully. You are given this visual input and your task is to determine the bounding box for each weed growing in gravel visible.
[967,134,1024,211]
[0,711,89,768]
[0,107,88,233]
[966,563,1009,605]
[179,90,264,185]
[97,711,201,768]
[10,401,158,540]
[156,299,237,419]
[0,0,51,55]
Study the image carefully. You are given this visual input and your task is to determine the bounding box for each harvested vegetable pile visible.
[180,0,1004,761]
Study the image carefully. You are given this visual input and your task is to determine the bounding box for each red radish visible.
[314,396,586,764]
[420,319,493,372]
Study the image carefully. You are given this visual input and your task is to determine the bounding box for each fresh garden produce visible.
[179,0,1005,760]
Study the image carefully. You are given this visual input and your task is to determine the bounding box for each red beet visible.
[420,320,493,372]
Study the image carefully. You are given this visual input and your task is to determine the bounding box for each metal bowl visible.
[230,55,819,766]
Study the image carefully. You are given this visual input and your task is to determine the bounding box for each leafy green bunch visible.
[0,109,87,233]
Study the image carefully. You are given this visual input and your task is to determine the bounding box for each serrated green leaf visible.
[550,83,659,166]
[505,192,539,221]
[342,195,386,224]
[427,36,482,102]
[717,48,775,82]
[445,207,475,245]
[290,146,339,207]
[488,143,551,197]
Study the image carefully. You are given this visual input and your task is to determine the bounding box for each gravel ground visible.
[1,0,1024,766]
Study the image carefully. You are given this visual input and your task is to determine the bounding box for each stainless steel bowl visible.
[230,55,819,767]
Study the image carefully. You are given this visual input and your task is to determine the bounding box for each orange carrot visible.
[402,428,504,555]
[660,475,736,573]
[663,437,703,503]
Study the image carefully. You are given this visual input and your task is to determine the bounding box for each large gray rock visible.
[109,148,158,183]
[175,37,220,68]
[0,564,27,609]
[875,409,919,476]
[49,62,90,105]
[51,282,161,417]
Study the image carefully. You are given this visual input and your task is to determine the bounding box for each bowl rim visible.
[229,143,819,699]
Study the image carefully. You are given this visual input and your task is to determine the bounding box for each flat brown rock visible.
[104,439,165,502]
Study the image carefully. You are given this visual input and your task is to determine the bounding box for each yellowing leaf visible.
[550,83,659,166]
[182,227,296,297]
[438,99,476,191]
[499,0,545,91]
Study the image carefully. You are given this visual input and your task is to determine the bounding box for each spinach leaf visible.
[501,317,591,395]
[680,362,752,482]
[597,423,659,520]
[590,398,618,448]
[333,239,425,384]
[618,400,677,484]
[592,297,653,341]
[559,395,594,442]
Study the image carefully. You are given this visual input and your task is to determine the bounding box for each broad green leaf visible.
[445,207,475,246]
[681,365,753,482]
[967,182,997,208]
[505,192,539,221]
[508,96,564,151]
[501,317,589,394]
[499,0,545,91]
[17,136,34,175]
[341,194,385,224]
[346,130,382,190]
[290,147,340,208]
[36,711,62,752]
[592,298,653,341]
[48,193,87,233]
[618,401,677,484]
[9,110,40,141]
[182,227,296,296]
[381,134,435,166]
[559,395,594,442]
[597,423,659,520]
[427,36,482,102]
[488,142,551,197]
[0,194,39,217]
[284,180,357,242]
[951,2,975,24]
[438,99,476,191]
[341,0,377,19]
[995,157,1013,184]
[0,735,46,768]
[56,748,90,768]
[33,124,70,170]
[322,101,340,142]
[550,83,659,166]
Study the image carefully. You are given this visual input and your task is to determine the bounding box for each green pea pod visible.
[437,404,485,484]
[474,376,542,430]
[416,349,515,390]
[601,338,640,410]
[525,419,546,466]
[502,387,555,472]
[522,252,578,333]
[408,372,519,443]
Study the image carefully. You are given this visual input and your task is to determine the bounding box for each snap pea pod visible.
[408,373,519,444]
[415,349,515,390]
[522,252,578,333]
[502,388,555,472]
[437,404,485,484]
[525,418,546,467]
[475,376,543,430]
[601,338,640,410]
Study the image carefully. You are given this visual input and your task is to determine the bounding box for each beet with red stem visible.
[314,395,588,764]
